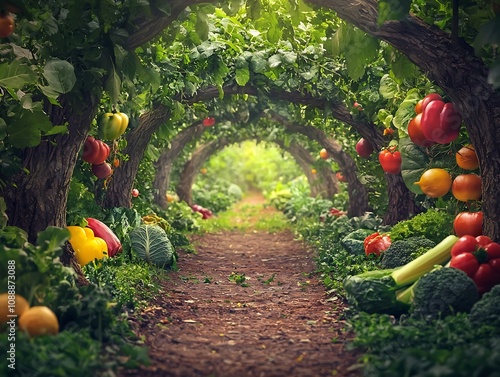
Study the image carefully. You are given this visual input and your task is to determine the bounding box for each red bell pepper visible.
[364,232,392,257]
[86,218,123,257]
[449,235,500,294]
[378,146,402,174]
[82,136,110,165]
[420,97,462,144]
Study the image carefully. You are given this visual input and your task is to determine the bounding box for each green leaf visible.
[378,0,411,25]
[36,227,70,254]
[104,65,121,105]
[250,51,268,73]
[195,11,209,41]
[246,0,261,20]
[329,23,352,56]
[7,109,54,148]
[379,74,398,99]
[0,61,37,90]
[42,59,76,94]
[268,54,282,68]
[391,53,418,81]
[235,67,250,86]
[392,89,420,132]
[400,137,428,194]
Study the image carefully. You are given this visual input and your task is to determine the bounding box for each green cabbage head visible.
[130,224,175,268]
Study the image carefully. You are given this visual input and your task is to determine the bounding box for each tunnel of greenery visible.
[1,1,500,376]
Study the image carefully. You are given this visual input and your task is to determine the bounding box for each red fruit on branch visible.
[91,162,112,179]
[408,114,435,147]
[202,117,216,127]
[355,138,373,159]
[82,136,110,165]
[378,146,402,174]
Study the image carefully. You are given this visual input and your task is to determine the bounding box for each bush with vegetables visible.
[380,236,436,269]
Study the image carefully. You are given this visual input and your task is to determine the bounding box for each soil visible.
[120,193,363,377]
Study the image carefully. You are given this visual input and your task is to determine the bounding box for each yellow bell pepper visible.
[66,226,109,266]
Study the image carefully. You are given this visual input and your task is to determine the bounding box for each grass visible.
[197,201,292,233]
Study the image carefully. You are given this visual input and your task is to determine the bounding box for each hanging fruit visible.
[98,111,129,140]
[82,136,110,165]
[378,146,402,174]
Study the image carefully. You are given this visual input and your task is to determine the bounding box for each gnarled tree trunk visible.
[268,111,370,217]
[103,105,171,208]
[152,121,207,209]
[176,138,229,205]
[274,139,338,199]
[5,93,99,242]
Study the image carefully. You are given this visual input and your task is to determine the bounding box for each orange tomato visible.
[319,148,329,160]
[456,145,479,170]
[0,12,14,38]
[18,306,59,337]
[451,174,482,202]
[414,168,452,198]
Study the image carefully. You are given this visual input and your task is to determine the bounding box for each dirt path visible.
[120,197,362,377]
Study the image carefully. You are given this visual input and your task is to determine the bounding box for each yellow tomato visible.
[0,294,30,324]
[414,168,452,198]
[19,306,59,337]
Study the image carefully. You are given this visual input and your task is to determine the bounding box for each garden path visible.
[120,193,362,377]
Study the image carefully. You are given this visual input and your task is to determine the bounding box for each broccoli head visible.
[469,284,500,328]
[410,267,479,320]
[380,236,436,269]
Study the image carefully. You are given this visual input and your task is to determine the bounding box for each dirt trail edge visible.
[120,216,362,377]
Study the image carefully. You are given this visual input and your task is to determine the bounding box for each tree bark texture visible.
[5,93,98,243]
[268,111,370,217]
[153,122,207,209]
[176,138,229,205]
[126,0,208,50]
[103,105,171,209]
[305,0,500,237]
[272,139,338,199]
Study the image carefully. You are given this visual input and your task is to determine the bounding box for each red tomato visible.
[131,189,139,197]
[414,99,424,114]
[484,242,500,259]
[450,253,479,278]
[378,147,402,174]
[473,264,495,294]
[453,211,483,237]
[450,235,477,257]
[202,117,216,127]
[489,259,500,276]
[336,172,347,182]
[0,12,15,38]
[449,235,500,294]
[451,174,482,202]
[476,235,493,248]
[407,113,435,147]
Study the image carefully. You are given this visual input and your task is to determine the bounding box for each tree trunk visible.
[176,138,229,205]
[152,122,207,209]
[268,111,370,217]
[273,139,338,199]
[4,93,98,242]
[103,105,171,208]
[305,0,500,238]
